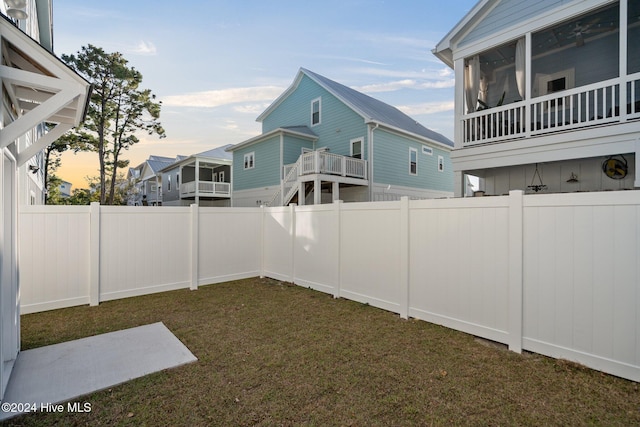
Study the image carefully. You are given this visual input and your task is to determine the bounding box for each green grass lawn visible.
[6,278,640,426]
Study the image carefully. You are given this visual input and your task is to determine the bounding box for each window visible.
[244,152,255,169]
[438,155,445,172]
[311,98,321,126]
[538,69,575,98]
[351,138,362,159]
[167,175,171,191]
[218,171,225,182]
[177,173,180,187]
[409,148,417,175]
[422,146,433,156]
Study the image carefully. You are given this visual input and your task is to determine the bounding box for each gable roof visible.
[433,0,491,67]
[257,68,453,148]
[195,144,234,161]
[159,144,235,173]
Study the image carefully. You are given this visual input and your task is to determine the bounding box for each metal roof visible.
[300,68,453,147]
[195,143,234,161]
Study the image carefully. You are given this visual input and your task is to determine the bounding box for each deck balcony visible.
[458,1,640,147]
[462,73,640,146]
[180,180,230,198]
[270,151,368,206]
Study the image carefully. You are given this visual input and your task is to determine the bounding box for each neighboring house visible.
[59,180,72,199]
[130,155,175,206]
[126,166,142,205]
[434,0,640,197]
[227,68,454,207]
[160,144,233,207]
[0,1,90,400]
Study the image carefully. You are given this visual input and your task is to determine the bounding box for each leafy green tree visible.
[45,174,64,205]
[67,188,96,205]
[61,44,166,205]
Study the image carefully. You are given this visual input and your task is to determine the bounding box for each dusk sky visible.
[52,1,477,189]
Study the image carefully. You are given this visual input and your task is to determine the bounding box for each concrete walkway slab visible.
[0,322,197,420]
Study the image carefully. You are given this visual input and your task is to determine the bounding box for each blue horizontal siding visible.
[232,136,281,191]
[460,0,572,47]
[263,75,369,159]
[283,136,314,165]
[373,129,453,193]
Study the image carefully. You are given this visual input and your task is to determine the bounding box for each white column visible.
[298,181,305,205]
[454,170,465,198]
[195,158,200,205]
[454,58,465,147]
[620,0,628,122]
[314,178,321,205]
[525,32,532,137]
[332,181,340,201]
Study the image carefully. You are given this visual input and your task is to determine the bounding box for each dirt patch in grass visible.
[5,278,640,426]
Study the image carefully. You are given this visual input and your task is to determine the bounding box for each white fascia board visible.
[451,125,640,170]
[433,0,494,65]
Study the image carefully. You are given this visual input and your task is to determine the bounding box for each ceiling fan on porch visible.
[567,19,613,47]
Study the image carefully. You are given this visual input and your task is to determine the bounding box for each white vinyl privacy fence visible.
[19,191,640,382]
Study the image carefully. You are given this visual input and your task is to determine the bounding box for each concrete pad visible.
[0,322,197,420]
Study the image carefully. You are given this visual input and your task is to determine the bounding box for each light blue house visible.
[227,68,454,207]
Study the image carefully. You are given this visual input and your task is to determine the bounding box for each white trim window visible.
[218,171,225,182]
[350,138,363,159]
[422,146,433,156]
[409,148,418,175]
[438,155,445,172]
[244,152,255,170]
[167,175,172,191]
[311,97,321,126]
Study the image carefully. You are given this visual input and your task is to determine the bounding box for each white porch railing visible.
[268,151,368,206]
[462,73,640,146]
[181,181,230,197]
[299,151,367,179]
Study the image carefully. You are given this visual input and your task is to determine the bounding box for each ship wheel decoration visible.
[528,163,547,193]
[602,155,628,180]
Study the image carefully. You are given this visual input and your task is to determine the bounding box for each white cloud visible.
[396,101,455,115]
[233,103,272,114]
[162,86,283,108]
[129,41,157,56]
[222,120,238,130]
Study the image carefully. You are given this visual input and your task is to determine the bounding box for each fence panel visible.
[262,206,294,282]
[522,192,640,381]
[17,191,640,382]
[99,206,192,301]
[339,202,402,313]
[293,204,339,294]
[19,206,91,314]
[408,197,511,344]
[198,207,262,285]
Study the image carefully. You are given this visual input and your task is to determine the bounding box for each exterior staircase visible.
[266,151,367,206]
